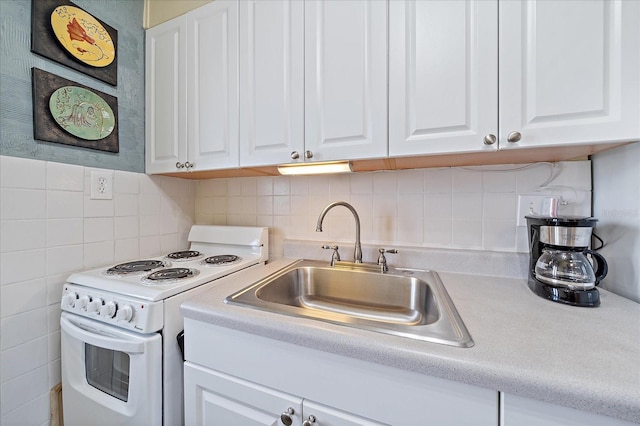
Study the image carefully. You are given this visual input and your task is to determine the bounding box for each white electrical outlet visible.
[90,171,113,200]
[516,194,560,226]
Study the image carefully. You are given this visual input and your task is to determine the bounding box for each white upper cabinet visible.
[239,0,304,167]
[304,0,388,162]
[187,1,239,170]
[389,0,640,158]
[146,1,238,174]
[389,1,498,157]
[145,17,187,174]
[240,0,388,167]
[499,0,640,150]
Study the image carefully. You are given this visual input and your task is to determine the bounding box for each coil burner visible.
[105,260,167,276]
[202,255,241,267]
[166,250,202,261]
[142,268,199,285]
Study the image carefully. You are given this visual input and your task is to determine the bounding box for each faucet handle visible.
[377,248,398,272]
[322,245,341,266]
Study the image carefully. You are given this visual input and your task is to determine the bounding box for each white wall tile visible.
[0,156,46,189]
[84,241,114,269]
[256,177,273,196]
[139,193,161,216]
[0,365,49,415]
[47,218,83,247]
[424,168,452,193]
[290,176,309,195]
[113,193,140,216]
[0,308,47,350]
[46,162,84,191]
[397,194,424,243]
[482,169,517,193]
[452,168,483,192]
[350,173,373,195]
[84,196,114,218]
[0,392,49,426]
[424,219,452,246]
[46,191,83,219]
[0,220,46,252]
[46,245,83,276]
[484,220,517,250]
[373,171,397,194]
[84,217,114,243]
[114,216,138,239]
[452,193,483,220]
[139,236,162,258]
[273,176,291,195]
[0,189,46,220]
[398,169,424,194]
[483,193,517,221]
[452,219,483,248]
[0,249,46,285]
[114,238,139,262]
[1,337,48,382]
[1,279,47,319]
[114,170,140,194]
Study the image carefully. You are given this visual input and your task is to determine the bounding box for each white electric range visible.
[60,225,268,426]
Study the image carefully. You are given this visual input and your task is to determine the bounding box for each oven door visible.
[60,312,162,426]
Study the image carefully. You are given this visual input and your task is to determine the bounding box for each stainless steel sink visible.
[225,260,474,348]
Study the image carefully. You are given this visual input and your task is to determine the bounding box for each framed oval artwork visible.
[50,5,115,68]
[49,86,115,140]
[31,0,118,86]
[32,68,119,153]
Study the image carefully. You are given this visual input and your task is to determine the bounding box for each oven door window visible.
[85,343,131,402]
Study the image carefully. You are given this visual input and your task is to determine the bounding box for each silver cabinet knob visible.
[176,162,185,169]
[184,161,194,170]
[302,415,317,426]
[483,134,497,145]
[305,150,313,159]
[280,407,295,426]
[290,151,300,160]
[507,131,522,143]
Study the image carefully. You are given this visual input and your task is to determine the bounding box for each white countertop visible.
[180,256,640,423]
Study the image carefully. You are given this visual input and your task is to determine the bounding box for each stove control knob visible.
[116,305,133,322]
[100,301,117,318]
[62,292,78,308]
[76,295,91,310]
[87,298,104,314]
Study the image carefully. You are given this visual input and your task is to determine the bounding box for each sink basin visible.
[225,260,474,348]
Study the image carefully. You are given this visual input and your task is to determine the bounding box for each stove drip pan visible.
[105,260,167,276]
[202,255,242,267]
[166,250,202,261]
[142,268,199,285]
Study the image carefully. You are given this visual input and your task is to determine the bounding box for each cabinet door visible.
[187,1,239,171]
[145,17,187,174]
[305,0,388,162]
[302,400,387,426]
[389,0,498,157]
[499,0,640,150]
[184,363,303,426]
[239,0,304,167]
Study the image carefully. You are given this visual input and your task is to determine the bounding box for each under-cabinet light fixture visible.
[277,161,353,176]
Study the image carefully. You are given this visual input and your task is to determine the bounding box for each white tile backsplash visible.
[194,161,592,257]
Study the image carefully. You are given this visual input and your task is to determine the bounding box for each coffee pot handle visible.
[585,250,608,285]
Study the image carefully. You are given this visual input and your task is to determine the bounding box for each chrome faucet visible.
[316,201,362,263]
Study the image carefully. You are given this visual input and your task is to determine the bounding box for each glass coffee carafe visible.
[534,248,608,290]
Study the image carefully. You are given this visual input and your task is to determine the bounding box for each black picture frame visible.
[31,0,118,86]
[32,67,119,153]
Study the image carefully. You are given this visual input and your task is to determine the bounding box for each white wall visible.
[195,161,593,260]
[0,156,195,425]
[593,142,640,303]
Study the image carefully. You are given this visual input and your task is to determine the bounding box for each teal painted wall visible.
[0,0,145,173]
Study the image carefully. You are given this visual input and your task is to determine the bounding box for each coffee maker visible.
[526,215,608,307]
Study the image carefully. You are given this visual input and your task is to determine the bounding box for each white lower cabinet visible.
[183,319,498,426]
[184,364,385,426]
[501,393,637,426]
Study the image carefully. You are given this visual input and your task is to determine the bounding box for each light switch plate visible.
[90,170,113,200]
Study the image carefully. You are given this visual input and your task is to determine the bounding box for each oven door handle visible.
[61,315,146,354]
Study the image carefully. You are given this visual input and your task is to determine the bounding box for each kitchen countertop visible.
[180,256,640,423]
